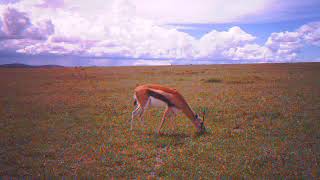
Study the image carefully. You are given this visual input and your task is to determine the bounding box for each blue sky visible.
[0,0,320,66]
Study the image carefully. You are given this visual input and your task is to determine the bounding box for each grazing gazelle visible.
[131,84,206,134]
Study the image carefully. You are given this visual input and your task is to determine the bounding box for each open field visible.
[0,63,319,177]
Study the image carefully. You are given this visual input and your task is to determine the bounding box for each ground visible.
[0,63,319,177]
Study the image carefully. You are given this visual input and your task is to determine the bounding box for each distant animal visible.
[131,84,206,134]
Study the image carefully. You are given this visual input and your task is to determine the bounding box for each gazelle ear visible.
[202,113,205,123]
[202,109,206,123]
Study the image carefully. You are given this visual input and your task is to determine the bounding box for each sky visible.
[0,0,320,66]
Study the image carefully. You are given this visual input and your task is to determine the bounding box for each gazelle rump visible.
[131,84,206,134]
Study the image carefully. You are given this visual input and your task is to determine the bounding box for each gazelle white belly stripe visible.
[172,107,180,113]
[149,96,166,107]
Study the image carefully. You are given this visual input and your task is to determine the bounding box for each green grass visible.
[0,63,319,177]
[204,78,223,83]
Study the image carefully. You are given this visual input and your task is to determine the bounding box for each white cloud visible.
[25,19,54,40]
[133,59,173,66]
[1,0,320,24]
[298,22,320,46]
[265,31,302,61]
[131,0,271,24]
[37,0,65,9]
[16,40,84,55]
[0,39,39,51]
[0,0,319,64]
[196,26,256,58]
[7,0,271,24]
[225,44,272,61]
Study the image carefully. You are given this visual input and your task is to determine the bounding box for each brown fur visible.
[133,84,205,133]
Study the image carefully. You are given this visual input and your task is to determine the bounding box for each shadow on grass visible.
[144,131,190,138]
[160,132,191,138]
[142,131,192,147]
[146,130,210,138]
[144,130,211,148]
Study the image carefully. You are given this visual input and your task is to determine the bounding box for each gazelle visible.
[131,84,206,134]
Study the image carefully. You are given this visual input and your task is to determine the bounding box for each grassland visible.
[0,63,319,177]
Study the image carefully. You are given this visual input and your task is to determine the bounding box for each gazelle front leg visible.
[139,98,151,127]
[157,107,172,134]
[131,105,142,130]
[168,110,177,131]
[138,108,147,127]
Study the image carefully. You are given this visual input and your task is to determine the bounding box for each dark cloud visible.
[0,7,54,40]
[1,7,31,38]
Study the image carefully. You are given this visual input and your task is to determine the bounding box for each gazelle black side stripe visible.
[147,90,175,107]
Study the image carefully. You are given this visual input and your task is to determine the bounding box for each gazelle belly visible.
[149,96,167,107]
[171,107,180,113]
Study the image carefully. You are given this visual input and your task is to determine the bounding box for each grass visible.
[0,63,319,177]
[204,78,223,83]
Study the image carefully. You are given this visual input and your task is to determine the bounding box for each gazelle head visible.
[194,113,206,133]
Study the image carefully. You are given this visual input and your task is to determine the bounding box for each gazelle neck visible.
[181,104,197,122]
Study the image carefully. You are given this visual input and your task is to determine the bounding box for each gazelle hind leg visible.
[157,107,172,134]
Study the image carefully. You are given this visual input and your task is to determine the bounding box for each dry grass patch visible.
[0,63,319,177]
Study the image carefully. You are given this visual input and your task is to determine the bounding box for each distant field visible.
[0,63,319,177]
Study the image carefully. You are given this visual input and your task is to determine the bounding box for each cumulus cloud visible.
[265,31,302,60]
[298,22,320,46]
[25,20,54,40]
[0,7,54,40]
[196,26,256,58]
[1,7,30,38]
[225,44,272,61]
[259,22,320,61]
[0,0,319,63]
